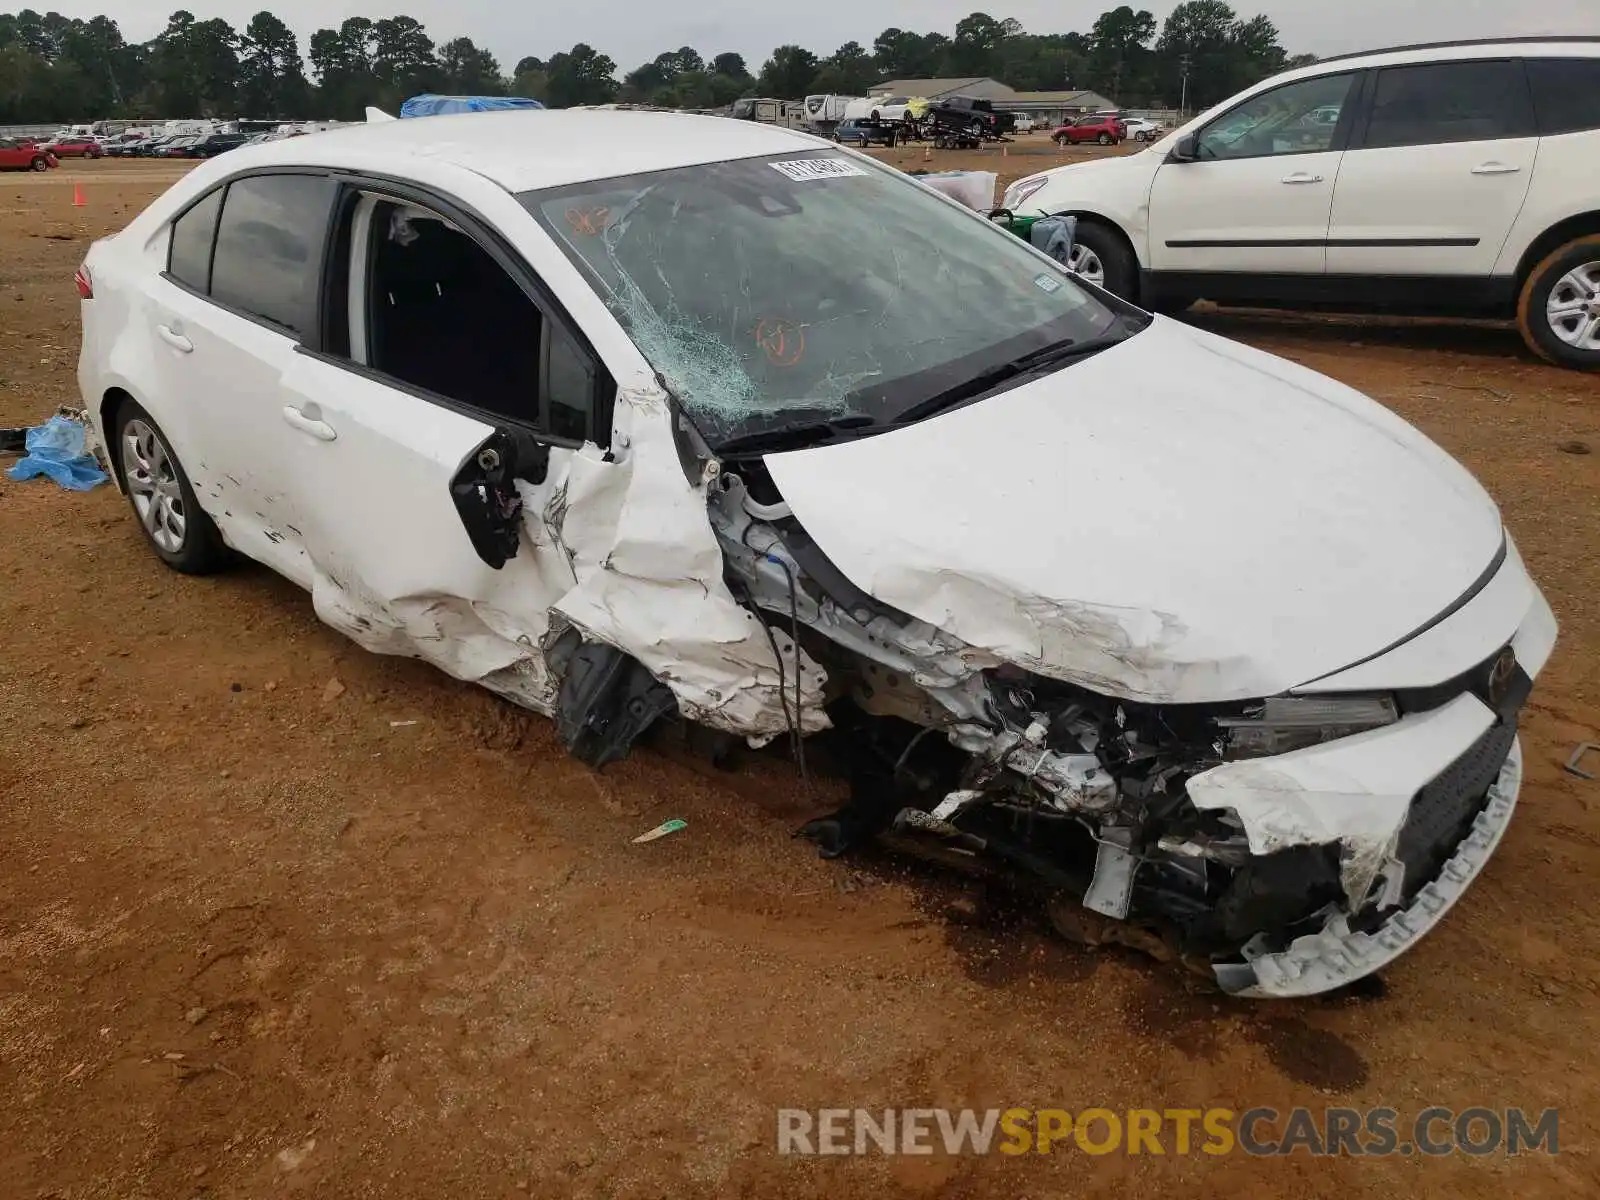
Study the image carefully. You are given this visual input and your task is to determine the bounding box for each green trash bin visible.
[988,210,1041,243]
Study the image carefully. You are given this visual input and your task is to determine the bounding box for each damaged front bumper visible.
[706,457,1556,997]
[1214,737,1522,998]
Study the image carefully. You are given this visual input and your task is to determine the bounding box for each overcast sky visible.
[51,0,1600,75]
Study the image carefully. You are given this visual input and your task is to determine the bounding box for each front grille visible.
[1396,718,1518,896]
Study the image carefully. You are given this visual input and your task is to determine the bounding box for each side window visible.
[209,174,335,337]
[1197,72,1355,160]
[168,187,223,293]
[1527,57,1600,136]
[352,199,610,446]
[1361,60,1535,149]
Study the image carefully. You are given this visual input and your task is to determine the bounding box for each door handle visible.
[281,404,337,442]
[156,324,192,353]
[1471,162,1521,175]
[1281,172,1324,184]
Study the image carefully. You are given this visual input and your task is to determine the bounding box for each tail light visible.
[74,263,93,299]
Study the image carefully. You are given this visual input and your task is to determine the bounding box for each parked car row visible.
[10,125,317,163]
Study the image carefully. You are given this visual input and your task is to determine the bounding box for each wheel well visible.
[1515,212,1600,289]
[99,387,133,487]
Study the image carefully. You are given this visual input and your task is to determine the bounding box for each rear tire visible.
[1097,132,1112,145]
[1054,134,1067,147]
[1516,234,1600,370]
[113,400,231,574]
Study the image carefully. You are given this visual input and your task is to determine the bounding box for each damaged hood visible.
[762,317,1504,703]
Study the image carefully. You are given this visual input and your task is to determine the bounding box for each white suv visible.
[1003,38,1600,369]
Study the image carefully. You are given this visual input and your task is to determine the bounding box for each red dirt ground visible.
[1,156,1597,1198]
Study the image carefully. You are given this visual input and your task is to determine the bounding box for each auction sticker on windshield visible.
[769,158,869,182]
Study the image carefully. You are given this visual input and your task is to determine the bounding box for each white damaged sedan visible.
[78,111,1555,997]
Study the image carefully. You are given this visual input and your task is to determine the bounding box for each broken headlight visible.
[1215,695,1398,759]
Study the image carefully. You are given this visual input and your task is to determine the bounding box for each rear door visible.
[1147,70,1358,275]
[147,172,339,583]
[1326,58,1538,277]
[0,138,25,168]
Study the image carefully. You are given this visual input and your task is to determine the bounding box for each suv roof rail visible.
[1316,35,1600,66]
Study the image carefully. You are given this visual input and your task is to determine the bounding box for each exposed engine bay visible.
[682,455,1533,998]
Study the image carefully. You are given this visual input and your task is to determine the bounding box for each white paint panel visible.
[765,317,1504,702]
[1300,536,1534,692]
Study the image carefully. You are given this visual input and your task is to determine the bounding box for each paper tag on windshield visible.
[769,157,869,182]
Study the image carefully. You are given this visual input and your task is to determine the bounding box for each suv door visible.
[1148,70,1358,276]
[1326,58,1537,278]
[277,186,616,707]
[149,172,339,582]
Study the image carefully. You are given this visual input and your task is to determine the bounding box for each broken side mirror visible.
[1169,135,1198,162]
[450,427,552,570]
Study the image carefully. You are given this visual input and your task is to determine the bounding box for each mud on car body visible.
[77,111,1555,998]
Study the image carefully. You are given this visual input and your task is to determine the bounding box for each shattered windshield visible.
[521,151,1130,446]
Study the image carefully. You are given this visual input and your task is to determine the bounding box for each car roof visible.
[1316,35,1600,67]
[228,110,826,193]
[1277,37,1599,82]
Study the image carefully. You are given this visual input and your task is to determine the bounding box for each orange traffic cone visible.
[72,183,86,208]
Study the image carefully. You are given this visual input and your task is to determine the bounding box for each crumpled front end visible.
[706,449,1556,996]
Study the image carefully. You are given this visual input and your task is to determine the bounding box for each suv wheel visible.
[114,401,231,573]
[1064,221,1137,298]
[1518,235,1600,370]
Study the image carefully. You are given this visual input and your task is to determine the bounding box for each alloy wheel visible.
[122,418,187,554]
[1545,260,1600,351]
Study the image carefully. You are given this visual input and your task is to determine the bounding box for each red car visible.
[1052,115,1126,146]
[43,135,102,159]
[0,136,57,171]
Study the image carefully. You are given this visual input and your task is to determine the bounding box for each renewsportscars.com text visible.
[776,1107,1559,1157]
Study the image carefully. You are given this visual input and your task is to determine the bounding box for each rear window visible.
[168,188,223,292]
[1361,60,1535,149]
[208,174,335,337]
[1527,57,1600,135]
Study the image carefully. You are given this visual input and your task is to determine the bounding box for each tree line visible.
[0,4,1308,124]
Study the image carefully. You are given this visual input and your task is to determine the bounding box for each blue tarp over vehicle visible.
[399,95,546,118]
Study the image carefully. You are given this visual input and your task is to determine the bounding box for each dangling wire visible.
[767,551,810,786]
[740,523,808,784]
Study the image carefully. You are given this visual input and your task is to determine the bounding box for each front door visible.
[1326,58,1538,278]
[1148,71,1359,276]
[276,189,614,711]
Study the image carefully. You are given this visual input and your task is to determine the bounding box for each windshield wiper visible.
[714,413,878,456]
[886,328,1133,428]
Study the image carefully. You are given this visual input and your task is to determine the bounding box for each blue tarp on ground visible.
[399,95,546,118]
[5,414,108,491]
